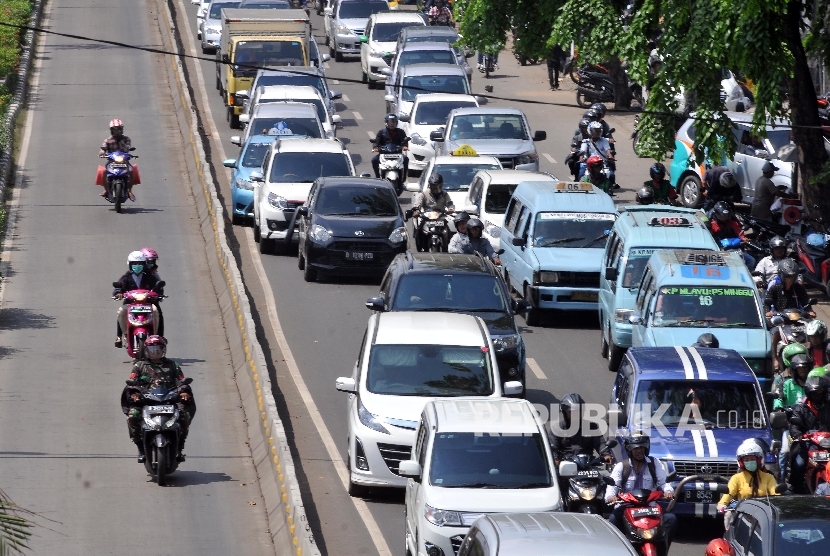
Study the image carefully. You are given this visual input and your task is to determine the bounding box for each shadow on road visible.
[0,308,56,330]
[162,470,236,486]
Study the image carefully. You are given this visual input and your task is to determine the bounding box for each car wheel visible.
[298,249,305,270]
[215,74,221,90]
[260,237,274,255]
[325,33,330,47]
[608,343,625,372]
[600,323,609,358]
[232,214,243,226]
[303,253,318,282]
[367,78,375,90]
[202,45,209,55]
[523,284,540,327]
[361,69,368,84]
[680,174,703,208]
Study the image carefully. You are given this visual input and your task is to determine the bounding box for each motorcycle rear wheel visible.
[576,91,593,108]
[114,181,123,213]
[156,446,167,486]
[136,336,146,360]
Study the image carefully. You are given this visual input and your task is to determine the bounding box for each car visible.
[399,398,565,556]
[367,251,530,391]
[240,85,341,138]
[231,102,324,146]
[222,135,275,225]
[722,495,830,556]
[308,36,330,73]
[237,0,291,7]
[500,181,618,324]
[400,92,480,172]
[630,249,772,386]
[334,311,522,494]
[457,513,639,556]
[462,170,559,251]
[359,11,425,87]
[396,26,472,78]
[431,107,546,171]
[251,137,355,254]
[407,153,502,210]
[598,206,720,371]
[236,67,341,117]
[383,42,467,101]
[200,0,241,53]
[296,177,408,281]
[324,0,389,62]
[384,63,474,121]
[670,111,794,208]
[194,0,211,40]
[608,346,777,518]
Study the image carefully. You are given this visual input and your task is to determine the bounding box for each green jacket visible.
[582,173,611,193]
[773,378,805,410]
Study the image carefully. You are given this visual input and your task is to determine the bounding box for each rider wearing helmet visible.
[122,336,195,462]
[693,333,720,348]
[635,185,655,205]
[581,155,612,193]
[806,320,830,367]
[754,236,794,287]
[550,393,614,466]
[567,119,591,178]
[705,539,735,556]
[765,259,814,371]
[447,211,471,254]
[605,432,677,544]
[371,113,409,179]
[644,162,678,205]
[717,439,778,527]
[709,201,755,267]
[774,352,814,480]
[453,218,500,264]
[140,247,165,336]
[789,374,830,492]
[113,251,164,348]
[99,119,135,200]
[589,102,614,143]
[704,170,742,210]
[412,173,454,251]
[579,121,614,182]
[427,0,452,25]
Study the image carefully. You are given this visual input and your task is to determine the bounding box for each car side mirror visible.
[250,171,265,183]
[182,377,193,385]
[558,461,578,478]
[511,299,531,314]
[365,296,385,311]
[235,89,249,100]
[398,460,421,479]
[608,127,616,134]
[384,94,395,103]
[768,411,788,430]
[430,130,444,142]
[628,315,642,325]
[222,159,237,168]
[405,182,422,193]
[607,407,627,427]
[238,114,250,124]
[605,267,618,281]
[329,90,342,100]
[297,206,309,216]
[511,237,525,247]
[397,113,410,123]
[771,315,785,326]
[503,381,523,396]
[463,204,478,215]
[331,114,342,124]
[230,136,242,146]
[222,54,229,63]
[533,130,547,142]
[335,377,356,393]
[321,54,331,63]
[380,68,392,76]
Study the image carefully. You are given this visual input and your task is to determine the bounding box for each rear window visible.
[391,274,506,312]
[235,41,305,68]
[269,152,351,183]
[373,22,418,42]
[258,97,326,122]
[399,50,457,69]
[209,1,240,18]
[249,117,322,138]
[402,74,468,101]
[413,100,476,125]
[256,75,326,99]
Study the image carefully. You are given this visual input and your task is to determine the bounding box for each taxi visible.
[499,180,618,325]
[599,206,720,370]
[629,249,772,387]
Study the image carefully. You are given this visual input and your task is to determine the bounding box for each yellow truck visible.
[218,8,312,128]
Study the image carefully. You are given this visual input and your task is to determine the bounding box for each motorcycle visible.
[613,489,670,556]
[770,302,816,371]
[126,377,193,486]
[563,440,617,514]
[406,208,450,252]
[370,138,409,195]
[795,429,830,493]
[113,281,166,360]
[575,65,643,108]
[96,149,140,213]
[479,52,497,78]
[793,231,830,294]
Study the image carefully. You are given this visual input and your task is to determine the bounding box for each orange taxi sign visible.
[451,144,478,157]
[554,181,593,192]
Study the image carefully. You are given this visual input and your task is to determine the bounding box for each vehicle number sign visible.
[539,212,617,221]
[147,405,175,413]
[631,507,660,518]
[109,163,128,169]
[577,470,600,477]
[679,265,732,280]
[686,489,714,503]
[814,451,830,462]
[345,252,374,261]
[130,305,153,312]
[571,291,598,302]
[554,181,592,192]
[649,216,691,227]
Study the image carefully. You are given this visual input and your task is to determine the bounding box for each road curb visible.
[155,1,320,554]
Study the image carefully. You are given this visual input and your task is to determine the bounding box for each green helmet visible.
[782,343,808,367]
[809,367,828,378]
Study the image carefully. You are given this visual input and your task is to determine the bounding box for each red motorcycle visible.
[113,284,164,359]
[800,430,830,493]
[793,232,830,295]
[616,489,669,556]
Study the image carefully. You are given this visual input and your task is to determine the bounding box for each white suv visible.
[400,398,565,556]
[360,11,425,87]
[251,138,355,254]
[240,85,341,139]
[334,312,522,496]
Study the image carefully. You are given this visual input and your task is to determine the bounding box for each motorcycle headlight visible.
[492,334,519,352]
[388,226,407,243]
[267,192,288,209]
[580,486,597,500]
[113,155,125,163]
[357,398,389,434]
[143,414,164,429]
[424,504,463,527]
[516,151,538,165]
[637,527,658,540]
[164,409,180,429]
[309,225,332,243]
[236,177,254,191]
[127,312,146,325]
[336,25,354,35]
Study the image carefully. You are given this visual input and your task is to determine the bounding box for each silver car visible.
[383,41,465,99]
[200,0,241,54]
[396,26,472,79]
[384,63,472,118]
[324,0,389,61]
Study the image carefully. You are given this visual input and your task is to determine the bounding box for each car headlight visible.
[615,309,634,323]
[336,25,354,35]
[309,224,332,243]
[388,227,407,243]
[357,398,389,434]
[516,151,538,165]
[492,334,519,352]
[267,192,288,209]
[535,271,559,285]
[236,177,254,191]
[369,49,384,58]
[424,504,463,527]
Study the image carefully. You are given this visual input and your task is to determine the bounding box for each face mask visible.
[131,265,144,274]
[743,460,758,472]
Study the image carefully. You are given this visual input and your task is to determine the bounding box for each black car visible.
[723,495,830,556]
[366,252,530,393]
[296,177,408,281]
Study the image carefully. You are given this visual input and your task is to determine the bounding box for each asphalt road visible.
[170,3,723,554]
[0,0,274,553]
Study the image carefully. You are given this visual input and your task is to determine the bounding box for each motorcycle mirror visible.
[429,130,444,142]
[775,483,788,494]
[495,249,505,255]
[558,460,578,478]
[156,281,166,289]
[129,147,136,151]
[771,315,785,326]
[182,377,193,385]
[125,379,138,386]
[603,475,616,486]
[608,128,616,134]
[808,298,818,306]
[369,138,377,144]
[605,439,618,449]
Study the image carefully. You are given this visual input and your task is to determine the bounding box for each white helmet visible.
[128,251,147,263]
[736,439,763,469]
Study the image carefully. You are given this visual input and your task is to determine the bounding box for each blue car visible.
[609,347,776,518]
[223,135,274,225]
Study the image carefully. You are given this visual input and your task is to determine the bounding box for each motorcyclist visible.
[709,201,755,268]
[717,439,779,528]
[412,173,454,251]
[704,171,742,211]
[580,155,612,193]
[459,218,500,264]
[122,336,195,462]
[140,247,165,337]
[644,162,678,205]
[551,393,614,467]
[427,0,452,26]
[693,333,719,348]
[579,121,615,182]
[99,118,135,201]
[765,258,815,371]
[754,236,793,288]
[447,211,471,254]
[566,119,591,179]
[806,320,830,367]
[371,113,408,179]
[788,375,830,492]
[113,251,163,348]
[589,102,614,148]
[605,433,677,545]
[635,185,655,205]
[773,352,812,480]
[772,343,808,401]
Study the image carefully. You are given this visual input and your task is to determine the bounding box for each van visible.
[500,181,617,325]
[630,249,772,386]
[599,206,720,370]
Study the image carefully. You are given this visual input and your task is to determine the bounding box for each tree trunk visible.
[783,1,829,227]
[606,58,633,109]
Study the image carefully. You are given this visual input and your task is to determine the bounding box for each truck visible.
[218,8,312,128]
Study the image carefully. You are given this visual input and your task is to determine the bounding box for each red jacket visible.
[710,219,745,241]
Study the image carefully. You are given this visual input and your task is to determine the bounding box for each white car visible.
[360,11,425,87]
[462,170,558,250]
[193,0,211,39]
[334,312,522,494]
[200,0,240,53]
[240,85,341,139]
[230,102,325,146]
[399,93,479,171]
[324,0,390,62]
[385,64,473,123]
[251,138,355,254]
[400,398,566,556]
[406,154,502,210]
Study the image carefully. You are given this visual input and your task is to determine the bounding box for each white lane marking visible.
[688,346,708,380]
[703,429,718,457]
[367,131,376,139]
[332,79,341,84]
[526,358,547,380]
[175,0,392,552]
[674,346,695,379]
[353,111,363,120]
[245,229,393,556]
[341,93,350,102]
[543,153,556,164]
[690,429,705,457]
[324,61,331,69]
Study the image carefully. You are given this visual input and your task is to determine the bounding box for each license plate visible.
[147,405,175,413]
[813,451,830,461]
[577,470,600,477]
[345,252,373,261]
[631,507,660,518]
[571,291,598,302]
[686,489,714,503]
[130,305,153,312]
[110,163,127,168]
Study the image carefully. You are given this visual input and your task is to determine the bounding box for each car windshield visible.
[402,75,469,101]
[256,75,326,99]
[484,183,519,214]
[366,344,494,396]
[249,117,322,138]
[775,518,830,556]
[533,212,616,248]
[406,34,458,48]
[258,97,326,122]
[633,380,762,429]
[239,1,289,7]
[315,185,398,216]
[398,50,457,70]
[269,152,351,183]
[339,1,388,19]
[234,41,305,69]
[429,432,552,488]
[391,274,506,312]
[652,286,762,328]
[449,114,529,141]
[241,142,271,167]
[766,129,791,153]
[413,100,477,125]
[208,1,240,18]
[429,163,499,191]
[373,22,416,42]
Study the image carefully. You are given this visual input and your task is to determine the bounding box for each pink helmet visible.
[140,247,158,269]
[109,119,124,134]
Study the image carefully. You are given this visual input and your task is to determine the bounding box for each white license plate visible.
[686,489,714,502]
[110,163,128,168]
[147,405,175,413]
[345,252,373,261]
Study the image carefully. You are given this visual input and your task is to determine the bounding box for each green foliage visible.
[457,0,512,54]
[0,0,33,76]
[549,0,622,65]
[0,489,32,555]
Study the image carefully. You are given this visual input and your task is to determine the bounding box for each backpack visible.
[620,458,657,490]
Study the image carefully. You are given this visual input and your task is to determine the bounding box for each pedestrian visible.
[547,44,565,90]
[750,161,787,222]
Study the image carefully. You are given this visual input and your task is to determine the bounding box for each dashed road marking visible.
[527,358,548,380]
[367,131,375,139]
[332,79,340,84]
[543,153,557,164]
[341,93,350,102]
[353,111,363,120]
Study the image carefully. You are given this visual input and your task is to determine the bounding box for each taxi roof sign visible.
[451,144,478,157]
[648,216,692,227]
[554,181,593,192]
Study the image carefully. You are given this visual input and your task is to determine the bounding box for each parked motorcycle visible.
[574,65,643,108]
[479,53,497,78]
[96,149,139,213]
[793,231,830,294]
[370,138,409,195]
[113,282,166,359]
[563,440,617,514]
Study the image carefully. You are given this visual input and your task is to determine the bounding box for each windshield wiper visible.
[514,482,552,489]
[444,482,499,488]
[584,233,610,247]
[537,237,584,247]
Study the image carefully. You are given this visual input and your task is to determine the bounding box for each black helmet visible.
[428,173,444,188]
[694,333,719,348]
[624,432,650,458]
[578,118,590,132]
[453,210,470,224]
[713,201,732,218]
[585,108,601,122]
[636,186,655,205]
[719,172,737,188]
[769,236,787,251]
[649,162,666,179]
[777,258,798,281]
[385,113,398,124]
[466,217,483,230]
[590,103,607,118]
[791,353,813,374]
[559,393,585,427]
[804,375,828,396]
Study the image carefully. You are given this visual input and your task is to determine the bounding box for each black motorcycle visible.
[574,65,643,108]
[563,440,617,514]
